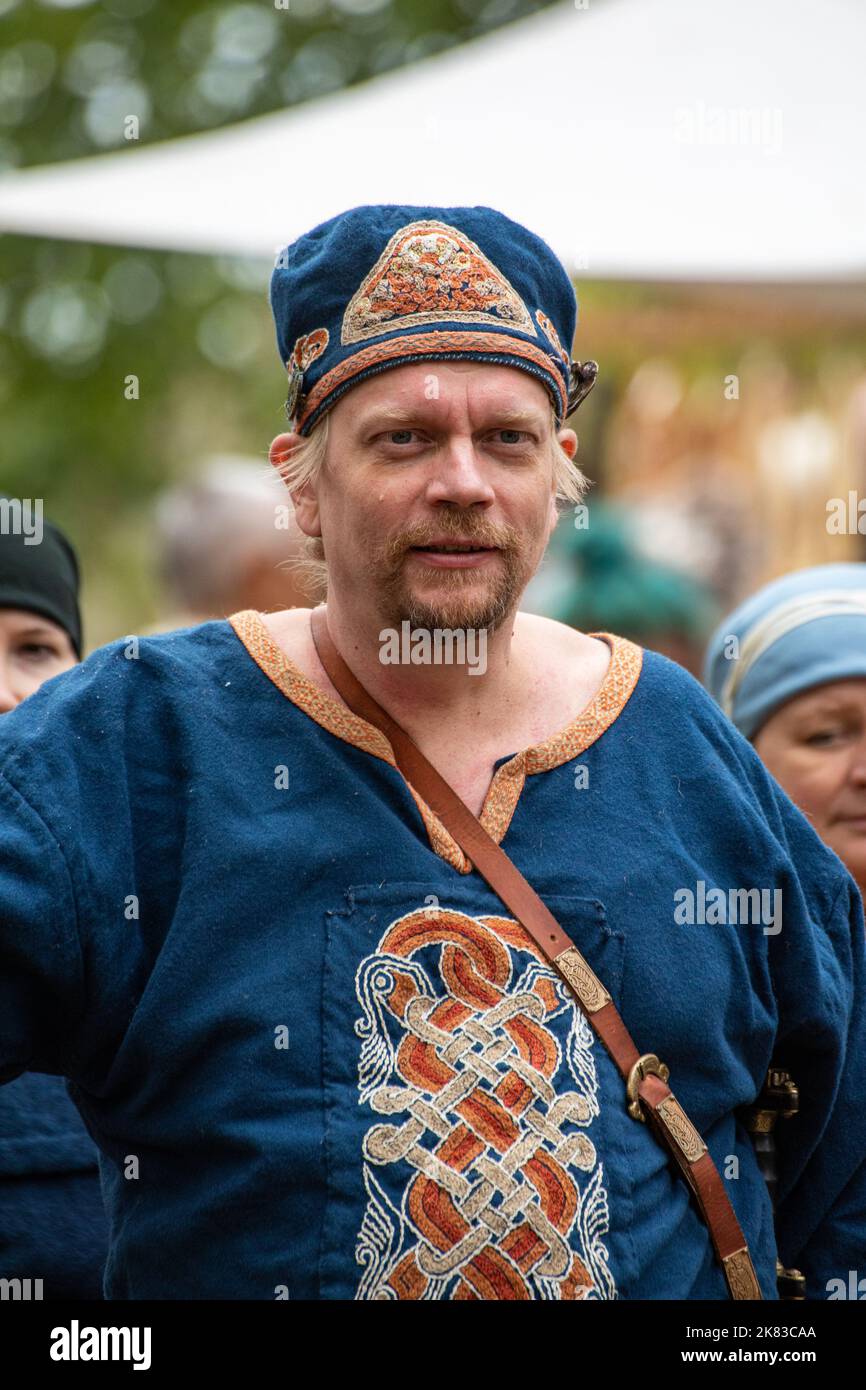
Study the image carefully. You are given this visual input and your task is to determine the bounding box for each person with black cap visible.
[0,501,108,1298]
[0,497,82,709]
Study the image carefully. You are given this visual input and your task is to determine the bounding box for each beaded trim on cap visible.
[294,330,570,434]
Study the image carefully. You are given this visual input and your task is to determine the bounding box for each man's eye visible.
[388,430,417,445]
[492,429,528,445]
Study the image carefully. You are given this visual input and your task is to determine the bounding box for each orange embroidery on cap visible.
[342,221,536,346]
[292,327,330,371]
[298,329,568,433]
[536,309,569,366]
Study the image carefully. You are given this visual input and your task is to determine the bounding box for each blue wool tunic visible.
[0,1073,108,1298]
[0,610,863,1301]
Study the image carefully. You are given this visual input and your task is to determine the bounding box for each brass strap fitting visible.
[626,1052,671,1122]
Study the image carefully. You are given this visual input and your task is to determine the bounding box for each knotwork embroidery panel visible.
[320,888,625,1301]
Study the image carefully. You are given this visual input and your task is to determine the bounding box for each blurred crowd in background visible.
[6,273,866,666]
[1,0,865,657]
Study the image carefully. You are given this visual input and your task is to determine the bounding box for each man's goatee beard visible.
[380,553,527,635]
[369,510,533,634]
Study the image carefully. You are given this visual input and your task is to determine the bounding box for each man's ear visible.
[556,427,578,460]
[269,432,322,538]
[269,431,302,475]
[547,426,578,533]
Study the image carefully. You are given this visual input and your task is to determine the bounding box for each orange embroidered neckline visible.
[227,609,643,875]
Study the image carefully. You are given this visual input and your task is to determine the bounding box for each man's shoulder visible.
[614,637,779,791]
[515,612,617,704]
[622,638,746,740]
[626,641,857,916]
[0,616,239,786]
[519,613,727,734]
[16,614,232,699]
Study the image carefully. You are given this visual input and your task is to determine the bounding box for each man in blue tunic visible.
[1,204,864,1300]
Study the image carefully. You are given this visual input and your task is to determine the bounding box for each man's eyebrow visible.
[356,406,548,431]
[481,408,548,428]
[357,407,423,431]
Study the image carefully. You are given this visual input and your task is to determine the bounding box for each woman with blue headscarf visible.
[705,563,866,902]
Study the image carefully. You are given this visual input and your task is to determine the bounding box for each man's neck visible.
[321,595,529,735]
[256,599,612,780]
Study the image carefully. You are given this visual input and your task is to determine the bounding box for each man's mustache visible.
[383,515,522,562]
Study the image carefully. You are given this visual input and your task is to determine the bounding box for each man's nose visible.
[423,437,496,508]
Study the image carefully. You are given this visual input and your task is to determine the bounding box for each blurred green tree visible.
[0,0,563,642]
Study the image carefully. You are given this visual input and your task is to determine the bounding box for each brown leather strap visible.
[309,605,761,1300]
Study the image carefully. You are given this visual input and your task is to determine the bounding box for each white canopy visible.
[0,0,863,280]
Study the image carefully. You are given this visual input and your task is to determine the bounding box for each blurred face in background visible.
[0,608,77,714]
[753,678,866,896]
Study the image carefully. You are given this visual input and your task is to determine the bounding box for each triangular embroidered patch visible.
[341,220,537,346]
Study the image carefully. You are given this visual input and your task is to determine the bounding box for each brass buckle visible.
[626,1052,670,1122]
[741,1066,800,1134]
[776,1261,807,1300]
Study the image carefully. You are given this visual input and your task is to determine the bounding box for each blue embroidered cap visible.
[703,562,866,739]
[270,204,593,435]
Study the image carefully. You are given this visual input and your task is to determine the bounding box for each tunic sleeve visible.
[773,870,866,1295]
[0,769,86,1084]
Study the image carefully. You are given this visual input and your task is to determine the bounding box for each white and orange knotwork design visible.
[341,220,537,345]
[352,907,617,1300]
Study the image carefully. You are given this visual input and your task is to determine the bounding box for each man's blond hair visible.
[274,408,589,596]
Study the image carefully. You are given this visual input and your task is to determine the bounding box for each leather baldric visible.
[309,605,762,1301]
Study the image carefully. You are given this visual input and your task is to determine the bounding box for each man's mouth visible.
[407,541,499,567]
[410,538,499,550]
